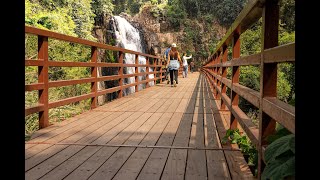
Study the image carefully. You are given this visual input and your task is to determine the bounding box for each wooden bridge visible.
[25,0,295,179]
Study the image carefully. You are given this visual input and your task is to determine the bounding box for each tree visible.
[215,0,246,27]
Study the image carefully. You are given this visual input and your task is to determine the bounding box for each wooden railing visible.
[25,26,165,129]
[201,0,295,178]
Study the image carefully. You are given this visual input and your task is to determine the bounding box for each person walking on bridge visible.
[163,46,171,84]
[167,43,182,87]
[182,53,192,78]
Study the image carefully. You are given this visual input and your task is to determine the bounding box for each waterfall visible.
[112,16,154,96]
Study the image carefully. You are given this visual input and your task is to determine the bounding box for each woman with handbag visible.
[167,43,182,87]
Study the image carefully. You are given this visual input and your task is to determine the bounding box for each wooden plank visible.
[161,149,188,180]
[263,42,295,63]
[146,98,167,112]
[25,111,113,159]
[156,98,175,112]
[25,145,85,180]
[202,83,232,179]
[25,144,68,171]
[25,83,45,91]
[204,113,220,148]
[112,112,173,180]
[38,146,101,180]
[87,147,136,180]
[28,110,92,140]
[66,113,155,180]
[175,99,190,113]
[63,147,118,180]
[30,111,108,143]
[139,112,173,146]
[206,150,231,180]
[165,98,182,112]
[112,148,153,180]
[124,113,163,145]
[137,113,183,180]
[59,112,113,143]
[126,98,155,112]
[262,97,295,134]
[185,150,207,180]
[78,112,133,144]
[25,104,44,116]
[107,113,153,145]
[161,112,194,179]
[92,112,144,144]
[137,148,170,180]
[213,105,254,179]
[186,91,207,180]
[139,98,162,112]
[26,111,104,150]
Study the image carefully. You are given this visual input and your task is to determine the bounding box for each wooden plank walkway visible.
[25,72,255,180]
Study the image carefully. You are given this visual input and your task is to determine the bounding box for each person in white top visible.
[182,53,192,78]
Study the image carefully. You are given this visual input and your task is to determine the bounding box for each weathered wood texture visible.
[25,72,254,180]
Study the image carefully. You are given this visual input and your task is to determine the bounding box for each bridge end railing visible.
[25,26,166,129]
[201,0,295,178]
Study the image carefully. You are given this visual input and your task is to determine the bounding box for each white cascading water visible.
[112,16,154,95]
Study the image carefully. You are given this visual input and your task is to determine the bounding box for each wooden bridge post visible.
[135,54,139,92]
[213,55,218,97]
[216,51,222,100]
[230,28,241,130]
[146,57,150,88]
[159,58,163,83]
[210,55,215,96]
[118,51,124,98]
[38,36,49,128]
[258,0,279,178]
[91,46,98,109]
[221,45,228,109]
[153,58,156,85]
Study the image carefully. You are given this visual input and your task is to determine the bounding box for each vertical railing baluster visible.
[135,54,139,92]
[221,45,228,109]
[230,28,241,130]
[118,51,123,98]
[91,46,98,109]
[146,57,149,88]
[159,58,163,83]
[153,58,156,85]
[214,55,218,97]
[38,36,49,128]
[217,52,222,100]
[258,0,279,178]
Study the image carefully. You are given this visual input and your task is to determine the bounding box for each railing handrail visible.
[205,0,266,65]
[25,25,162,60]
[201,0,295,178]
[25,25,166,128]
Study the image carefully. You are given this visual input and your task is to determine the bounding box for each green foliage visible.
[280,0,295,32]
[25,0,76,36]
[25,0,98,136]
[150,3,166,18]
[91,0,114,18]
[240,66,260,91]
[262,134,295,180]
[222,129,258,175]
[215,0,246,27]
[166,0,186,30]
[277,69,291,102]
[266,125,291,144]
